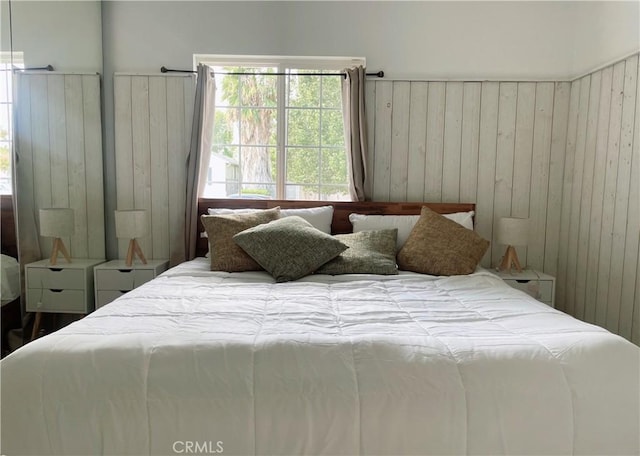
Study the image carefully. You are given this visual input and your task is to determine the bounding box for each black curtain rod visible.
[15,64,54,72]
[160,66,384,78]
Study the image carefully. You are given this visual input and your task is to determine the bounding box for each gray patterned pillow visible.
[316,229,398,275]
[233,216,348,282]
[397,206,489,276]
[201,207,281,272]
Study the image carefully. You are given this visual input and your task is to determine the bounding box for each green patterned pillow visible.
[316,229,398,275]
[233,216,348,282]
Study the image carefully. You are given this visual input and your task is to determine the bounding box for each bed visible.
[1,200,638,456]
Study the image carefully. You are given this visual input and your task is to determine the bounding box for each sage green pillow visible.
[233,216,348,282]
[316,229,399,275]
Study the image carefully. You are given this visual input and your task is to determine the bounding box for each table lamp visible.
[115,210,149,267]
[39,208,74,265]
[496,217,529,273]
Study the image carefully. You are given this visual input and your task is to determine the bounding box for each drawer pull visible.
[48,268,63,272]
[516,279,531,284]
[118,269,133,273]
[50,289,63,293]
[119,290,128,293]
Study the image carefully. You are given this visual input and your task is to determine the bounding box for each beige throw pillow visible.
[201,207,281,272]
[397,207,489,276]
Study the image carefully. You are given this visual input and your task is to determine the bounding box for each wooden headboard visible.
[197,198,475,258]
[1,195,18,259]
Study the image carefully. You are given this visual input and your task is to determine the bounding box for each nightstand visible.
[26,258,106,339]
[494,269,556,307]
[94,259,169,308]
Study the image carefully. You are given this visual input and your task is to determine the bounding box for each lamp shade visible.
[496,217,529,246]
[39,208,74,237]
[115,210,149,239]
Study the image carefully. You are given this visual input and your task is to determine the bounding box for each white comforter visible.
[2,260,639,455]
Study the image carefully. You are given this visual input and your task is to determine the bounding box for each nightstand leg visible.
[31,312,42,341]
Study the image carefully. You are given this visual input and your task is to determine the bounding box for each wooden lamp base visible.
[498,245,522,273]
[49,237,72,265]
[125,238,147,267]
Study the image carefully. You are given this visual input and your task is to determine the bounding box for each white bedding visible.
[1,258,639,455]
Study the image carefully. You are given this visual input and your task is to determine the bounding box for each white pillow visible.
[207,205,334,233]
[349,211,474,251]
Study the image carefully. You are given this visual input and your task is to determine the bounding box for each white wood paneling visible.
[442,82,463,203]
[558,53,640,344]
[543,82,570,277]
[424,82,445,202]
[114,74,196,265]
[528,83,554,272]
[406,82,428,201]
[476,82,499,268]
[367,79,570,272]
[492,83,517,266]
[15,72,104,260]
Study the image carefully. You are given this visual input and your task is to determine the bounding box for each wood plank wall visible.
[557,54,640,344]
[366,80,571,273]
[114,74,196,265]
[14,72,104,260]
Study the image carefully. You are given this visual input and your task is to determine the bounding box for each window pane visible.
[321,148,348,185]
[240,146,275,187]
[319,185,350,201]
[287,109,319,146]
[286,147,319,184]
[240,108,276,145]
[214,72,238,108]
[239,184,275,199]
[321,110,344,147]
[203,146,239,198]
[322,76,342,109]
[287,72,319,108]
[240,70,277,107]
[201,57,359,201]
[286,184,319,201]
[0,82,11,195]
[213,108,237,145]
[0,71,10,103]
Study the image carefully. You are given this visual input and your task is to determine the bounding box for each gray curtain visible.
[341,66,370,201]
[185,64,216,261]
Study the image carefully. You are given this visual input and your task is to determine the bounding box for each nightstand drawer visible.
[26,289,86,313]
[507,279,553,303]
[27,267,85,290]
[95,269,155,291]
[96,290,127,308]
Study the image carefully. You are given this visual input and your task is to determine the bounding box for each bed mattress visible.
[1,259,638,455]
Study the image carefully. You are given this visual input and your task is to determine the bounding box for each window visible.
[0,52,23,195]
[196,55,365,201]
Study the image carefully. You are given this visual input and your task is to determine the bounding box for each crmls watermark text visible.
[172,440,224,454]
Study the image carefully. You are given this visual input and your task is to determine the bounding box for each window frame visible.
[0,52,24,196]
[194,54,365,200]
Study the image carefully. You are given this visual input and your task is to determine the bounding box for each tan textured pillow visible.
[201,207,281,272]
[397,207,489,276]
